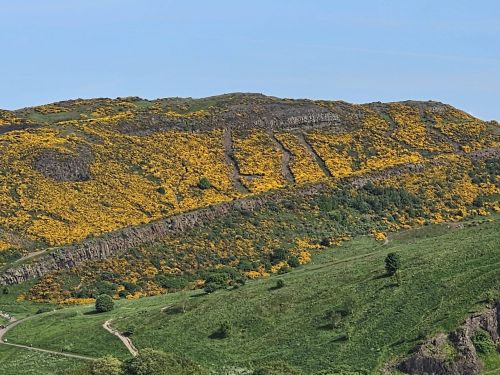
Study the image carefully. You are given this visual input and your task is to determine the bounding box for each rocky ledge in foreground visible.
[394,303,499,375]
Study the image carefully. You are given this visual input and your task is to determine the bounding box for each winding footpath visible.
[0,313,95,361]
[103,319,138,357]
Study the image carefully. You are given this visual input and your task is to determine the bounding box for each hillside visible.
[0,94,499,374]
[0,94,498,250]
[1,216,499,374]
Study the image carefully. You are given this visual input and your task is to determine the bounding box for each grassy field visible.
[1,217,499,374]
[0,345,85,375]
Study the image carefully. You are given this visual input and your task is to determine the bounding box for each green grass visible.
[3,218,500,374]
[0,345,85,375]
[482,351,500,374]
[0,281,56,319]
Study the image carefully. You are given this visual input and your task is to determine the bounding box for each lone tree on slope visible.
[95,294,115,313]
[384,252,401,276]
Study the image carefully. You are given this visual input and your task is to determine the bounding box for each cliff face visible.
[396,304,499,375]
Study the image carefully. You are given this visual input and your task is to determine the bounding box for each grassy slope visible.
[0,345,84,375]
[3,217,500,374]
[0,281,56,319]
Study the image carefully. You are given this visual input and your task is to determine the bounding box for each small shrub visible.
[320,237,331,247]
[472,329,496,354]
[91,355,123,375]
[35,306,52,314]
[385,252,401,276]
[276,279,285,289]
[197,177,211,190]
[123,324,136,337]
[270,248,289,264]
[204,282,220,294]
[95,294,114,313]
[211,321,232,339]
[287,256,300,268]
[2,287,8,294]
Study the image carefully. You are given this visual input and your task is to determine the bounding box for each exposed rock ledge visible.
[395,304,499,375]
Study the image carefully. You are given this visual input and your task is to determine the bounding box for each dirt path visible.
[15,249,49,263]
[103,319,138,357]
[0,314,94,360]
[1,341,95,360]
[268,130,294,184]
[222,127,250,193]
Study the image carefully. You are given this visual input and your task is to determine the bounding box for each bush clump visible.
[95,294,114,313]
[384,252,401,276]
[197,177,211,190]
[472,329,496,354]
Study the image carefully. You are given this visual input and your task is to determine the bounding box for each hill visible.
[1,216,499,374]
[0,93,499,374]
[0,94,498,250]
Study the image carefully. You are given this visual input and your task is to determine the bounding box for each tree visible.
[91,355,123,375]
[95,294,114,313]
[125,348,172,375]
[384,252,401,276]
[124,348,209,375]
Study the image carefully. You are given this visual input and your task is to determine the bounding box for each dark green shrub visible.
[270,248,289,264]
[154,275,189,291]
[90,355,123,375]
[276,279,285,289]
[2,286,9,294]
[384,252,401,276]
[95,294,114,313]
[211,321,232,339]
[287,256,300,268]
[203,282,219,294]
[197,177,211,190]
[320,237,331,247]
[125,349,209,375]
[35,306,52,314]
[472,329,496,354]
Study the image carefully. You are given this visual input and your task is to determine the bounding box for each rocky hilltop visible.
[0,93,498,285]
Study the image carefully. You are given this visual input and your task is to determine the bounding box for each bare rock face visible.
[397,304,499,375]
[34,146,93,182]
[115,95,365,135]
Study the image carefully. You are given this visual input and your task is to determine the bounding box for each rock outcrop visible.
[396,304,499,375]
[34,146,93,182]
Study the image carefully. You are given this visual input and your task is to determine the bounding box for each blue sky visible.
[1,1,499,119]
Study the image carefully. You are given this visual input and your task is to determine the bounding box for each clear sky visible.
[1,0,499,120]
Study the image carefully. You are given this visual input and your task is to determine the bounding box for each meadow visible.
[2,215,499,374]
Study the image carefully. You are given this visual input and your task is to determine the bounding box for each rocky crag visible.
[396,304,500,375]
